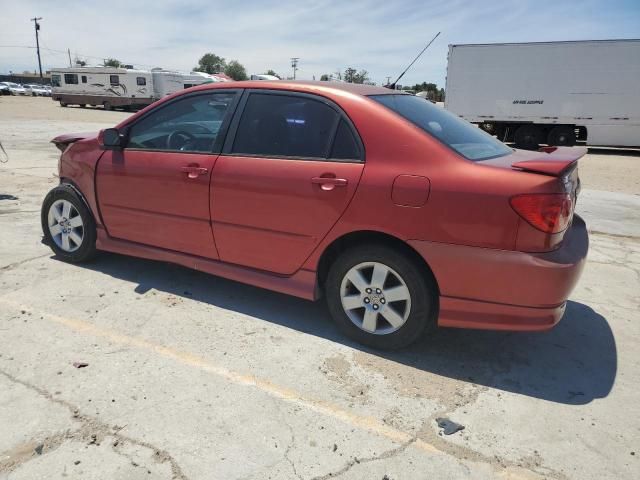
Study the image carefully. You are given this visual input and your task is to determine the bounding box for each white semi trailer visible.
[444,39,640,149]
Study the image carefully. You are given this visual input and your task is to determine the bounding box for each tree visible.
[103,58,122,68]
[194,53,226,74]
[343,68,369,84]
[266,69,280,79]
[320,74,330,81]
[343,67,357,83]
[224,60,248,81]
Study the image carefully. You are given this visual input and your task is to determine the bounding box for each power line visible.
[0,44,159,69]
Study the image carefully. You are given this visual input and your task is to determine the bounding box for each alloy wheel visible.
[340,261,412,335]
[47,199,84,252]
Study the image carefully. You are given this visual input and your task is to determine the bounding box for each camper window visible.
[52,75,61,87]
[136,77,146,86]
[110,75,119,86]
[64,74,78,85]
[81,76,87,83]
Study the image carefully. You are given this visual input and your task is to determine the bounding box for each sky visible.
[1,0,639,87]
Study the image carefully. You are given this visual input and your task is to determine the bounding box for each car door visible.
[211,90,365,275]
[96,90,239,259]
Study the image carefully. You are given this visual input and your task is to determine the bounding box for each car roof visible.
[194,80,401,98]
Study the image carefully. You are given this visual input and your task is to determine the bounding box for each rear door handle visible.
[180,166,208,179]
[311,176,348,191]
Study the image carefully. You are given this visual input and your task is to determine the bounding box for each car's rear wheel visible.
[41,185,97,263]
[103,101,112,111]
[59,101,67,107]
[325,244,436,349]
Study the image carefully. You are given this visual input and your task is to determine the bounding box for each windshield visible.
[370,94,512,161]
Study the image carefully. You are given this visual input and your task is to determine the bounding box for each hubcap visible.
[340,262,411,335]
[47,199,84,252]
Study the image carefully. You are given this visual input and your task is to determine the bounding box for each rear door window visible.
[330,120,361,160]
[231,93,339,158]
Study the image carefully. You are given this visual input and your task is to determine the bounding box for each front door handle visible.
[311,176,348,191]
[180,165,208,179]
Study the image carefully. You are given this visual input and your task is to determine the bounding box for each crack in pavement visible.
[0,253,50,272]
[309,437,418,480]
[0,370,189,479]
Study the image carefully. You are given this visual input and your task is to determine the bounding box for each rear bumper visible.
[409,215,589,331]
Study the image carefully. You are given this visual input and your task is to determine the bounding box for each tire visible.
[547,126,576,147]
[59,101,67,107]
[41,184,97,263]
[325,244,437,350]
[103,101,112,111]
[514,125,541,150]
[79,104,86,108]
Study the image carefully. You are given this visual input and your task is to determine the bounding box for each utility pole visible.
[30,17,43,80]
[67,48,72,67]
[290,57,299,80]
[385,76,392,85]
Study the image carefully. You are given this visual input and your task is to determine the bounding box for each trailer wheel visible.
[547,126,576,147]
[514,125,541,150]
[59,101,67,107]
[79,104,86,108]
[103,101,112,111]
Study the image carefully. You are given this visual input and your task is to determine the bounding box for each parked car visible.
[2,82,27,95]
[24,84,49,96]
[0,82,11,95]
[41,81,588,349]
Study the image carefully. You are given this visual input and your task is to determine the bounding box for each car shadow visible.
[65,251,616,406]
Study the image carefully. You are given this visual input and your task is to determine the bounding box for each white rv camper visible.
[150,70,224,99]
[51,67,153,110]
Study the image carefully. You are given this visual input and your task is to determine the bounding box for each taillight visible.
[510,194,573,234]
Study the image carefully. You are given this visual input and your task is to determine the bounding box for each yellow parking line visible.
[1,298,538,478]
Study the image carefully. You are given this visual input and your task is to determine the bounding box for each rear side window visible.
[64,74,78,85]
[232,93,338,158]
[136,77,146,86]
[330,120,360,160]
[370,94,512,161]
[110,75,119,86]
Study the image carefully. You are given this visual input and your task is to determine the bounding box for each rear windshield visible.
[370,94,512,161]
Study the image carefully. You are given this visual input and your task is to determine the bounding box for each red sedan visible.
[41,81,588,349]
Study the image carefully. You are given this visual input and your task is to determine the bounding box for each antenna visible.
[386,31,440,89]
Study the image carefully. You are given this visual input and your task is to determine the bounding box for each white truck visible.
[444,39,640,149]
[51,67,227,110]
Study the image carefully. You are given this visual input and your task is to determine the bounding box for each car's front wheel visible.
[325,244,436,349]
[41,185,97,262]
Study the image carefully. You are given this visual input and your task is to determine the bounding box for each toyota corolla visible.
[41,81,588,349]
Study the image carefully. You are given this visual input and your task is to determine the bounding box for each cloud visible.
[1,0,638,86]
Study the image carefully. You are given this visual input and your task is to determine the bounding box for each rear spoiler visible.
[512,147,587,177]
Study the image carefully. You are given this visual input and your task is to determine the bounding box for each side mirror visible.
[101,128,123,150]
